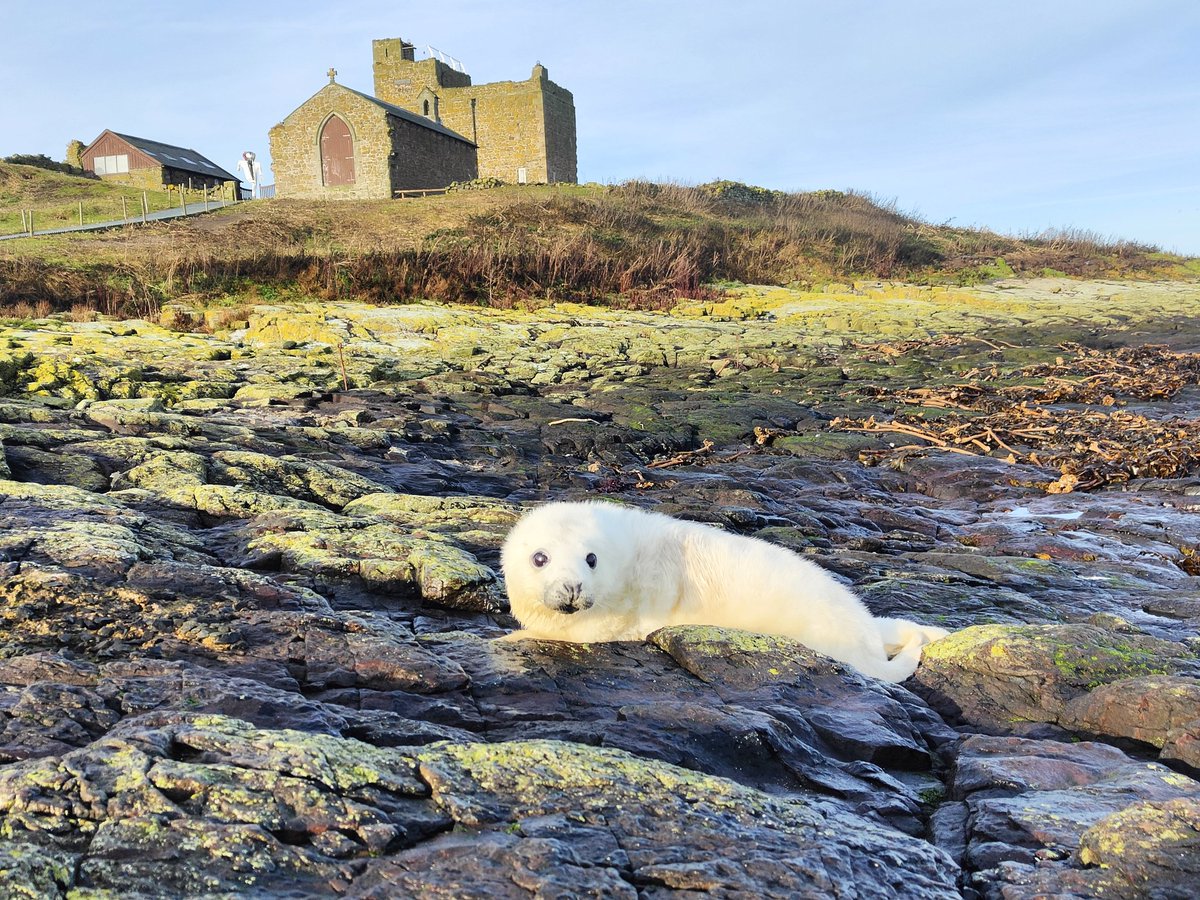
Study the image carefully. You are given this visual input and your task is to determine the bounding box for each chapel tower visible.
[371,37,577,185]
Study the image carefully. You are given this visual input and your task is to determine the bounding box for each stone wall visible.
[448,68,576,184]
[541,77,578,184]
[65,140,85,170]
[439,76,547,182]
[388,115,477,191]
[103,168,169,191]
[161,168,226,191]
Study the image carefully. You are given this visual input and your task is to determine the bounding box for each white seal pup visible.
[500,501,948,682]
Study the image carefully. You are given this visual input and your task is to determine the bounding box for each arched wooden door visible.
[320,115,355,186]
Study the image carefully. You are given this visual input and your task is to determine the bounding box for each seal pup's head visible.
[501,502,629,625]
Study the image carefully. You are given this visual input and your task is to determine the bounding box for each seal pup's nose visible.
[556,582,585,614]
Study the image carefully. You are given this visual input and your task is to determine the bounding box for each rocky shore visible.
[0,278,1198,898]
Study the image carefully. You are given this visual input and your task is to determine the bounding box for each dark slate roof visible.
[339,86,475,145]
[112,133,240,182]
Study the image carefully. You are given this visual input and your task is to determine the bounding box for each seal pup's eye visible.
[585,553,597,569]
[531,551,549,568]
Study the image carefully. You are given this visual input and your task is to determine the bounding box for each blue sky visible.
[3,1,1198,254]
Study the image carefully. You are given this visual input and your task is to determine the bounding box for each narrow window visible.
[423,99,430,116]
[320,115,355,186]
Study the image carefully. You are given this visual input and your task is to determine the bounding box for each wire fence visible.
[2,182,249,240]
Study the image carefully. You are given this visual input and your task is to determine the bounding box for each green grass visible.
[0,162,231,234]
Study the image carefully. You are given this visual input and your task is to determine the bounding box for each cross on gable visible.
[327,68,337,83]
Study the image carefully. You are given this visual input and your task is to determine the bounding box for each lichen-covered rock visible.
[237,510,499,611]
[1062,675,1200,769]
[427,629,951,833]
[0,841,74,899]
[934,734,1199,891]
[0,716,429,896]
[649,624,955,769]
[406,739,960,898]
[913,624,1199,734]
[0,651,471,763]
[112,450,345,518]
[343,492,521,548]
[111,449,208,491]
[243,309,372,348]
[1078,797,1200,894]
[231,381,325,404]
[299,619,471,694]
[971,796,1200,899]
[2,444,109,491]
[3,286,1200,896]
[0,482,208,580]
[0,716,959,898]
[210,450,390,509]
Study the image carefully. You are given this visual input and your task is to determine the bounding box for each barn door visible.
[320,115,355,186]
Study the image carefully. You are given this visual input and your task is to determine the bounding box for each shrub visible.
[3,153,91,178]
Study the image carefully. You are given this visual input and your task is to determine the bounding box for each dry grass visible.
[0,178,1193,313]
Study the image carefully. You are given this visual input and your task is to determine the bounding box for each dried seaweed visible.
[862,343,1200,412]
[834,344,1200,492]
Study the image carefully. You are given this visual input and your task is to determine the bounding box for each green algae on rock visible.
[0,281,1198,896]
[1078,796,1200,892]
[240,510,499,611]
[649,624,849,688]
[0,715,960,897]
[913,624,1199,740]
[411,738,959,897]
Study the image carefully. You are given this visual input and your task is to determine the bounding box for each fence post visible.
[122,196,128,221]
[203,186,209,212]
[142,192,148,224]
[27,212,33,236]
[180,185,187,211]
[20,210,26,233]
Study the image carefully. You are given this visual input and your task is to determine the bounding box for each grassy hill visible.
[1,165,1196,317]
[0,162,226,236]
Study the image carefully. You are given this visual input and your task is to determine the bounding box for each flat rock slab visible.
[0,714,960,899]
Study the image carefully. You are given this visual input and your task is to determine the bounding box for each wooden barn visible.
[79,130,240,192]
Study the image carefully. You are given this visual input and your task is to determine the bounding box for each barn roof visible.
[338,86,475,145]
[108,132,240,182]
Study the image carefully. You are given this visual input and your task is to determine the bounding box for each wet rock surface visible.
[0,280,1199,896]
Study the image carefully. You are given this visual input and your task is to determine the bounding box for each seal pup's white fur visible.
[500,501,948,682]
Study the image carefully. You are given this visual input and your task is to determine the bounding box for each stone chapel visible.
[269,38,577,199]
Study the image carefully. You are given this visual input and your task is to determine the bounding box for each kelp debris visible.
[836,343,1200,491]
[833,407,1200,492]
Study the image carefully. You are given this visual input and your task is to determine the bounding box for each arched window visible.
[320,115,355,186]
[418,88,438,121]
